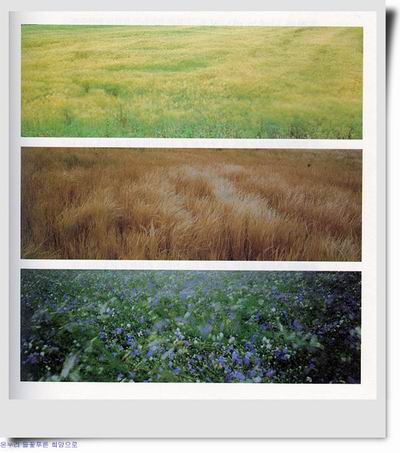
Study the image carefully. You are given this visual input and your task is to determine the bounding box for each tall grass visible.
[21,25,363,138]
[21,148,362,261]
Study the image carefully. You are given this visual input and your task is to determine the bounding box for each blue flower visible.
[244,351,252,366]
[26,353,39,365]
[292,320,304,331]
[232,371,245,381]
[275,347,290,361]
[130,348,140,358]
[261,322,270,331]
[231,350,241,364]
[265,369,275,378]
[146,345,158,358]
[199,325,212,335]
[175,328,184,340]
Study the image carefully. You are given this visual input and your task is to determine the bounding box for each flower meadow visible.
[20,270,361,383]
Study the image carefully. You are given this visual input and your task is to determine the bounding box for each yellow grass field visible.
[21,25,363,138]
[21,148,362,261]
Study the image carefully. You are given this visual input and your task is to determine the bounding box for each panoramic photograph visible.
[20,269,361,383]
[21,25,363,138]
[21,147,362,261]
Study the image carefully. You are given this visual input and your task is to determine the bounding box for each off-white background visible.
[0,0,388,443]
[41,0,399,449]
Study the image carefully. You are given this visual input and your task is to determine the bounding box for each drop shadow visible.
[386,8,396,92]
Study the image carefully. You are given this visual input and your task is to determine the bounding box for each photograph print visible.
[21,25,363,139]
[21,147,362,262]
[18,20,365,389]
[21,269,361,384]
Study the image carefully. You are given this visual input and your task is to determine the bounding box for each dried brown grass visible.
[21,148,362,261]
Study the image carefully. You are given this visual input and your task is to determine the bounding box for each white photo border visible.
[10,9,375,402]
[1,0,386,439]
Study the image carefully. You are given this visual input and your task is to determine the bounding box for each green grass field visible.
[21,25,363,138]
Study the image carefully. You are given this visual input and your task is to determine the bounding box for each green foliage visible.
[21,270,361,383]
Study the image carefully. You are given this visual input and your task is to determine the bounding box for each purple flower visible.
[265,369,276,378]
[232,350,241,364]
[146,345,158,358]
[199,325,212,335]
[244,352,252,366]
[261,322,270,331]
[26,353,39,365]
[232,371,245,381]
[292,320,304,331]
[130,348,140,358]
[275,347,290,361]
[175,328,184,340]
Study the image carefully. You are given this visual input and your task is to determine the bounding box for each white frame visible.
[0,0,386,438]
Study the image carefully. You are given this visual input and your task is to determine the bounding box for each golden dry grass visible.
[21,148,362,261]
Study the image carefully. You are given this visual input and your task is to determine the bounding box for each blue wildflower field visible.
[21,270,361,383]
